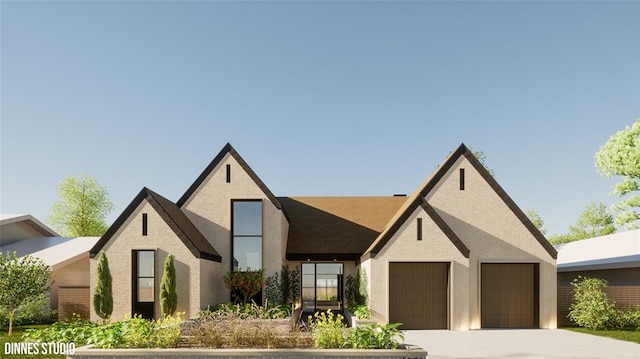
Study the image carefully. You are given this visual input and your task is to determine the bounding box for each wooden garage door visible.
[481,263,539,328]
[389,262,449,330]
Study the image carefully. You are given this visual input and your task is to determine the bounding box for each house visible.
[0,214,98,319]
[89,143,557,330]
[556,229,640,326]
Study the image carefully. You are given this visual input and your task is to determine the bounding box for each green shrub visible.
[265,271,282,306]
[308,309,349,349]
[224,269,265,304]
[569,276,617,329]
[615,307,640,331]
[349,323,404,349]
[160,255,178,317]
[200,302,290,320]
[351,304,371,320]
[0,297,57,329]
[22,314,97,345]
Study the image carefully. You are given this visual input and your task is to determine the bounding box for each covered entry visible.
[389,262,449,329]
[481,263,539,328]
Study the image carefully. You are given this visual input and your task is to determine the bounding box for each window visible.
[302,263,343,311]
[132,250,155,319]
[232,201,262,271]
[417,218,423,241]
[460,168,465,190]
[226,164,231,183]
[142,213,148,236]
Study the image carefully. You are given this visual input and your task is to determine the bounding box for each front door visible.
[302,263,344,312]
[132,250,155,319]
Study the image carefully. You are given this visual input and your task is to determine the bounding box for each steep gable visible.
[366,144,556,259]
[177,143,284,214]
[89,187,221,261]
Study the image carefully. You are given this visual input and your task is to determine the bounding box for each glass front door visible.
[132,250,155,319]
[302,263,343,312]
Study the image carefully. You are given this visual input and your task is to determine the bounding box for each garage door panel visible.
[481,263,539,328]
[389,262,449,330]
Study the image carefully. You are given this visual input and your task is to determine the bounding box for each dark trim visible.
[176,143,289,221]
[459,168,465,190]
[231,199,263,272]
[417,218,423,241]
[90,187,222,262]
[420,200,471,258]
[226,164,231,183]
[142,213,148,236]
[368,143,557,260]
[286,253,360,261]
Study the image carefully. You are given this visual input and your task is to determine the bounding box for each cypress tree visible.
[160,254,177,316]
[93,252,113,321]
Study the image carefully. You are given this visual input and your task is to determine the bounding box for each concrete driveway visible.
[402,329,640,359]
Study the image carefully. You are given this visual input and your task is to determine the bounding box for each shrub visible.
[160,255,178,317]
[0,297,57,329]
[569,276,617,329]
[93,252,113,322]
[615,307,640,331]
[308,309,349,349]
[224,269,265,304]
[346,269,368,309]
[351,304,371,320]
[200,302,290,320]
[349,323,404,349]
[23,314,97,345]
[265,271,282,306]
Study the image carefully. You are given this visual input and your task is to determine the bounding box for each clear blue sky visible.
[1,1,638,237]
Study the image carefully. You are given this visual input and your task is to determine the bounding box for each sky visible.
[1,1,639,237]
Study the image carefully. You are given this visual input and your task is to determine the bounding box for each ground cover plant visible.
[564,327,640,344]
[22,313,183,348]
[1,325,64,359]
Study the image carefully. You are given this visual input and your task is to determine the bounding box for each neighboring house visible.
[89,143,557,330]
[556,229,640,327]
[0,214,98,320]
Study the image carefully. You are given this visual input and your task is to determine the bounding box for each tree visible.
[594,119,640,229]
[93,252,113,321]
[524,209,547,236]
[568,202,616,239]
[48,175,115,236]
[160,255,177,317]
[0,252,51,336]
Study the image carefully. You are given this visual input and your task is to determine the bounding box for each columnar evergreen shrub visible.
[160,255,177,317]
[265,271,282,306]
[93,252,113,322]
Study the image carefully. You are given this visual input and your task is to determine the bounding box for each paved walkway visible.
[402,329,640,359]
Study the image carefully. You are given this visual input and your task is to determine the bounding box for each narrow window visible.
[226,164,231,183]
[459,168,465,190]
[142,213,148,236]
[232,200,262,271]
[417,218,423,241]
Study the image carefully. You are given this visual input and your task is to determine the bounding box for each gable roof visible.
[90,187,221,262]
[1,214,59,246]
[177,143,286,218]
[366,143,557,259]
[280,196,407,260]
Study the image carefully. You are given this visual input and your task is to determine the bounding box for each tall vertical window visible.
[132,250,155,319]
[417,218,423,241]
[142,213,148,236]
[232,201,262,271]
[459,168,465,190]
[226,164,231,183]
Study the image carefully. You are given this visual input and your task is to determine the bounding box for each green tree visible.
[547,233,578,246]
[48,175,115,236]
[0,252,51,336]
[93,252,113,321]
[594,119,640,229]
[568,202,616,239]
[524,209,547,236]
[160,255,178,317]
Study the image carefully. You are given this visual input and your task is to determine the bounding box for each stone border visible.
[69,345,427,359]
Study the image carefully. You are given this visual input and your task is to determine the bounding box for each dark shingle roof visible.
[280,197,407,260]
[90,187,221,262]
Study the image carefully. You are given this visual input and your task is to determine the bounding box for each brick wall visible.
[59,286,90,320]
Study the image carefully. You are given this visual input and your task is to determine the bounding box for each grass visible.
[0,325,65,359]
[564,327,640,344]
